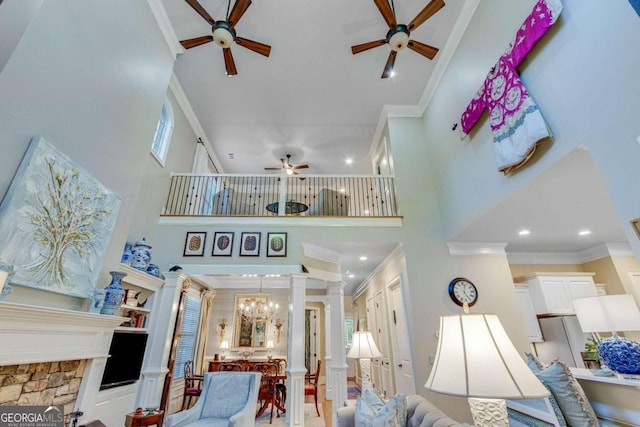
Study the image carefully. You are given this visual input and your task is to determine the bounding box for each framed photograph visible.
[267,232,287,257]
[239,232,261,256]
[183,232,206,256]
[0,137,121,298]
[632,217,640,240]
[212,232,234,256]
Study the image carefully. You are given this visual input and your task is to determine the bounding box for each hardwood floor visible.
[305,380,357,427]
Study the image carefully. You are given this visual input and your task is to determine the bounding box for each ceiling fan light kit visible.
[387,25,410,52]
[213,22,236,48]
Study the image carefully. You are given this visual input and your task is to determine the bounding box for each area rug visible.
[347,386,361,400]
[256,403,325,426]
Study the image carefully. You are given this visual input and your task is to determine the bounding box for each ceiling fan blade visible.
[373,0,397,28]
[351,39,387,55]
[180,35,214,49]
[223,48,238,76]
[228,0,251,27]
[185,0,216,25]
[408,0,445,31]
[407,39,439,59]
[293,164,309,170]
[381,50,397,79]
[235,37,271,57]
[264,167,281,170]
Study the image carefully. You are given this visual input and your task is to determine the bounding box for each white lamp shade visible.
[267,340,274,349]
[425,313,549,399]
[347,331,382,359]
[220,340,229,350]
[573,295,640,333]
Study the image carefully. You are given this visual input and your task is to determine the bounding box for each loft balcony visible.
[161,174,401,225]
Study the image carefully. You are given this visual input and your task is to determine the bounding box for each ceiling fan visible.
[351,0,445,78]
[179,0,271,76]
[265,154,309,176]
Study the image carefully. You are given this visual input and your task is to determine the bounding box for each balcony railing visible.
[163,174,398,217]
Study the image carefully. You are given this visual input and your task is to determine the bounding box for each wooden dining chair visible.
[218,362,243,371]
[304,360,321,416]
[253,362,281,423]
[271,359,287,408]
[182,360,203,410]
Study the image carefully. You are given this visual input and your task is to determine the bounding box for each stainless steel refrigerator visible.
[534,316,591,368]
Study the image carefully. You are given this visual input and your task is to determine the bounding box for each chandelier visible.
[238,276,279,323]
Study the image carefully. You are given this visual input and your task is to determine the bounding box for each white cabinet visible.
[514,272,597,315]
[514,284,543,342]
[116,264,164,331]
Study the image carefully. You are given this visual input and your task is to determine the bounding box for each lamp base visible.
[468,398,508,427]
[598,336,640,374]
[359,358,374,392]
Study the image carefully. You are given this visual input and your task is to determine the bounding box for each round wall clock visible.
[448,277,478,307]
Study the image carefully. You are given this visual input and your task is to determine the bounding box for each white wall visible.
[0,0,175,308]
[422,0,640,251]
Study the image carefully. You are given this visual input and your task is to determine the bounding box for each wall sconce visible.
[274,318,282,343]
[218,318,227,341]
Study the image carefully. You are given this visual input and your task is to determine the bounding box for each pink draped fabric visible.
[460,0,563,173]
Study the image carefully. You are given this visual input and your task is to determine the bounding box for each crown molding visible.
[301,242,342,264]
[146,0,183,59]
[447,242,508,256]
[507,242,635,265]
[353,244,403,298]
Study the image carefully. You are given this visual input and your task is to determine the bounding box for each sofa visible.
[337,394,465,427]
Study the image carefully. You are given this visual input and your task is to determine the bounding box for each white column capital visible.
[327,281,346,294]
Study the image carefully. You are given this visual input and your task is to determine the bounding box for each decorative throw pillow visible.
[526,352,549,372]
[362,388,386,411]
[355,393,407,427]
[533,360,599,426]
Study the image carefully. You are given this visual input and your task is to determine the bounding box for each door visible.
[305,308,318,374]
[366,296,382,391]
[389,279,415,395]
[375,290,394,397]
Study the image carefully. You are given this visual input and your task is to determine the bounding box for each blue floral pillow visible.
[355,392,406,427]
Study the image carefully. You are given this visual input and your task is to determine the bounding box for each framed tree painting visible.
[267,232,287,257]
[184,232,207,256]
[212,232,234,256]
[0,137,121,298]
[239,232,260,256]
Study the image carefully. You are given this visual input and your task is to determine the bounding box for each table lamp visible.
[267,340,274,359]
[573,294,640,374]
[220,340,229,360]
[425,313,549,427]
[347,331,382,392]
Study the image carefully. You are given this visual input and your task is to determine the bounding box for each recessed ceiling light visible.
[518,229,531,236]
[579,230,591,236]
[359,256,367,261]
[345,158,353,165]
[348,274,355,278]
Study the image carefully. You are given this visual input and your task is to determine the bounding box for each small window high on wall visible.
[151,98,174,165]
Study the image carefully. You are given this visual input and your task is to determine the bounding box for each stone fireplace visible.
[0,301,124,424]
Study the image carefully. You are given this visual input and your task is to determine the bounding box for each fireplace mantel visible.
[0,301,125,366]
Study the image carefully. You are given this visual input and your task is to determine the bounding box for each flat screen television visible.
[100,331,148,390]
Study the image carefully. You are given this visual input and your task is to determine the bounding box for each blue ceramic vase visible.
[121,243,133,265]
[101,271,127,315]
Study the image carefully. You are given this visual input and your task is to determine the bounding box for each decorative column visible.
[286,274,307,426]
[324,299,333,400]
[327,281,348,427]
[136,272,183,408]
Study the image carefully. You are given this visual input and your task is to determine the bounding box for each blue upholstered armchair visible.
[166,372,261,427]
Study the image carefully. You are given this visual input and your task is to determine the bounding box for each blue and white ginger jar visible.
[130,237,152,271]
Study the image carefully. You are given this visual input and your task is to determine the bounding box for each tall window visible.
[174,294,202,379]
[151,98,174,165]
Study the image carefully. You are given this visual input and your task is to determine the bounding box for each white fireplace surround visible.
[0,301,125,421]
